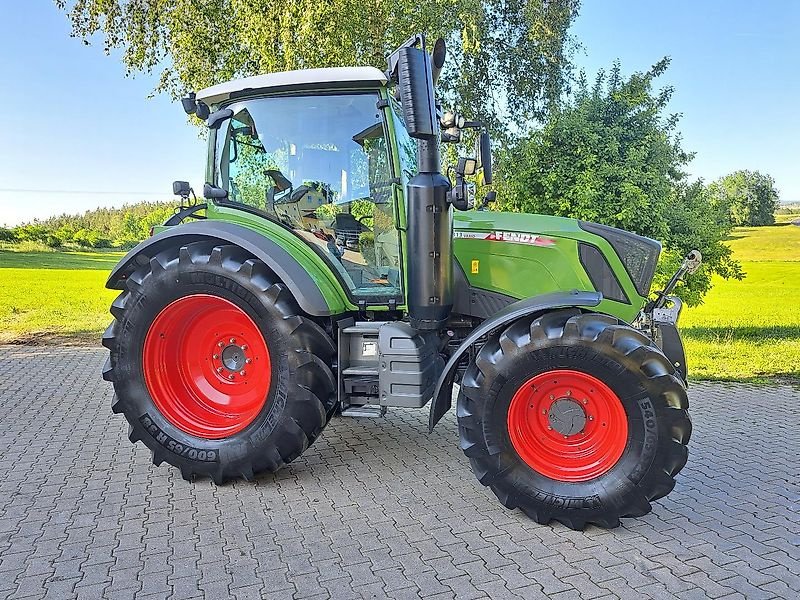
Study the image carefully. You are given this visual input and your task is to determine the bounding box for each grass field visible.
[0,224,798,381]
[0,249,123,344]
[680,223,800,382]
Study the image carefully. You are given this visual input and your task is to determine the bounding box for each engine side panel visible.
[452,212,648,324]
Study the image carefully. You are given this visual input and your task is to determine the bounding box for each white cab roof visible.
[196,66,387,105]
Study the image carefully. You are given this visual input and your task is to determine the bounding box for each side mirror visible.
[479,131,492,184]
[394,46,437,140]
[172,181,191,197]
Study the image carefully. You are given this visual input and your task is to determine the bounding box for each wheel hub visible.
[221,343,247,372]
[547,398,587,436]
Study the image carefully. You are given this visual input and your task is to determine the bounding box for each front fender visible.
[428,290,603,431]
[107,220,338,316]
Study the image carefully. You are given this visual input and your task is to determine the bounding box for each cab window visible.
[215,94,402,300]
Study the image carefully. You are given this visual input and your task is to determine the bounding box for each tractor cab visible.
[196,68,409,304]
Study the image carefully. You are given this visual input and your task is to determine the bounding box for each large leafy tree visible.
[497,60,742,304]
[709,170,780,227]
[55,0,579,137]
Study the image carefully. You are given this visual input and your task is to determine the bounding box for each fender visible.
[428,290,603,431]
[107,220,335,316]
[655,321,688,383]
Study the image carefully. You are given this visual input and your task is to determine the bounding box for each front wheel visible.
[457,309,691,530]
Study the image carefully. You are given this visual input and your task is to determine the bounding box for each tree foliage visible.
[496,60,742,305]
[654,181,743,306]
[56,0,579,137]
[708,170,780,227]
[6,201,177,249]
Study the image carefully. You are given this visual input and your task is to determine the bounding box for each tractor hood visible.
[452,211,662,322]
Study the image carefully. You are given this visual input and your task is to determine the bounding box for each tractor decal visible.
[454,230,557,246]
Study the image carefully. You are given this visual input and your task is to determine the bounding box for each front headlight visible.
[579,221,661,296]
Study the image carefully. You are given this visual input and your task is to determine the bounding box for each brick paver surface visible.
[0,345,797,599]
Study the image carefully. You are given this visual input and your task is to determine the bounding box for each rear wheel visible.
[102,241,336,482]
[457,309,691,530]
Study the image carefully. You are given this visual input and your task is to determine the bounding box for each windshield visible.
[214,93,403,301]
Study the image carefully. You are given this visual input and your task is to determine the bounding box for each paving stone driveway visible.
[0,345,797,600]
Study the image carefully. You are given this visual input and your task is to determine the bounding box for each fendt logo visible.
[454,231,557,247]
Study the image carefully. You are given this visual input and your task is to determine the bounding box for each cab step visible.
[340,405,387,418]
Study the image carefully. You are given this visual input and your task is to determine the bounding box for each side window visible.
[215,94,403,301]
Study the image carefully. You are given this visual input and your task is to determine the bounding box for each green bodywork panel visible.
[453,212,646,323]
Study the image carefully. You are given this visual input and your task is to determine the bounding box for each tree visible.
[655,180,743,306]
[56,0,579,138]
[708,170,780,227]
[496,60,741,305]
[0,227,17,243]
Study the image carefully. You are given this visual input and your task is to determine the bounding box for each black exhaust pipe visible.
[387,35,453,330]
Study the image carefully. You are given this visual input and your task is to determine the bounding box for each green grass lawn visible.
[0,248,123,344]
[681,223,800,382]
[1,223,798,382]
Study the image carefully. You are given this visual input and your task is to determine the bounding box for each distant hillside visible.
[0,200,178,249]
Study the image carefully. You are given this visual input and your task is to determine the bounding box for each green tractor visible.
[103,35,697,530]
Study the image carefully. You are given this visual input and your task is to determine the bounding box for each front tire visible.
[457,309,691,530]
[102,241,336,483]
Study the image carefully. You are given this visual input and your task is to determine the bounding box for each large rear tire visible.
[457,309,691,530]
[102,241,336,483]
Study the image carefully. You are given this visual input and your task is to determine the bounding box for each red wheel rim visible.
[506,370,628,482]
[142,294,271,439]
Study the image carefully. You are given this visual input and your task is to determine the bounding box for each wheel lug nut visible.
[216,367,223,373]
[229,338,236,344]
[239,370,246,376]
[582,398,588,404]
[228,374,234,380]
[213,354,219,359]
[245,358,252,364]
[241,344,248,350]
[549,394,555,400]
[547,426,553,430]
[588,415,594,421]
[566,390,571,396]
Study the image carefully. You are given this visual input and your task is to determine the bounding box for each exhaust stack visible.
[386,35,453,330]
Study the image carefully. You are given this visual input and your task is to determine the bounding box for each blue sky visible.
[0,1,798,226]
